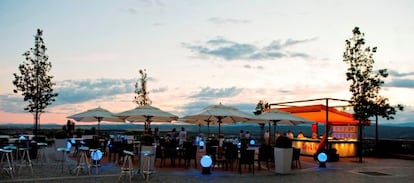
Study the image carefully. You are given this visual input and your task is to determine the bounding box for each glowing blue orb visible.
[200,155,212,168]
[317,152,328,162]
[199,140,205,147]
[66,141,72,150]
[249,139,256,145]
[91,150,103,161]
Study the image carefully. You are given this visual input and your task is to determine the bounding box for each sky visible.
[0,0,413,125]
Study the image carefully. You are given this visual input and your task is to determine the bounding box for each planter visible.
[274,147,293,174]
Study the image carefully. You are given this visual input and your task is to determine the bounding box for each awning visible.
[275,104,370,126]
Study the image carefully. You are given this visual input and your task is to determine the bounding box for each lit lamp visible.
[249,139,256,146]
[91,149,103,161]
[66,141,72,151]
[199,140,205,150]
[200,155,212,174]
[317,152,327,168]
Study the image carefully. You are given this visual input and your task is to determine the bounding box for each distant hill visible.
[0,122,413,139]
[381,122,414,127]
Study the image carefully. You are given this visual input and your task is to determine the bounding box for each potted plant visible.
[274,135,293,174]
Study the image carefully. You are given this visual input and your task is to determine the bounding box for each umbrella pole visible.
[218,123,221,137]
[217,117,223,137]
[205,120,211,137]
[273,121,277,144]
[97,118,102,137]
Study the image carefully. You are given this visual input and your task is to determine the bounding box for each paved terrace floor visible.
[1,145,413,183]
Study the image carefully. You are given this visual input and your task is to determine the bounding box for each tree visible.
[343,27,403,162]
[133,69,152,106]
[13,29,58,137]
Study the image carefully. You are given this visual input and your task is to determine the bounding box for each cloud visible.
[388,70,414,77]
[180,101,212,115]
[190,87,243,100]
[0,94,27,113]
[0,77,169,113]
[386,79,414,88]
[55,78,136,104]
[208,17,250,25]
[182,37,316,61]
[243,64,264,70]
[151,87,168,93]
[128,8,137,14]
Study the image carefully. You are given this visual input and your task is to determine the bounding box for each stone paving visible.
[1,145,413,183]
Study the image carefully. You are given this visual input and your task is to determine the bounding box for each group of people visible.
[239,130,252,140]
[263,129,307,145]
[163,127,188,147]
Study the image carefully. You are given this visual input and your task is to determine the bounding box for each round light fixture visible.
[317,152,327,168]
[199,140,205,149]
[66,141,72,150]
[91,149,103,161]
[249,139,256,146]
[200,155,212,174]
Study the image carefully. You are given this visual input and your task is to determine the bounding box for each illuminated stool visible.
[36,142,48,164]
[119,150,134,182]
[90,149,103,174]
[16,147,33,176]
[0,149,15,178]
[75,146,91,176]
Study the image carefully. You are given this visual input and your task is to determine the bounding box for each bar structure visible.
[270,98,370,158]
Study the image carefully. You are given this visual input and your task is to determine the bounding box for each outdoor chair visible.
[214,146,227,170]
[257,145,272,170]
[183,143,198,168]
[224,143,238,171]
[292,147,301,169]
[162,141,178,167]
[155,145,165,167]
[238,149,255,175]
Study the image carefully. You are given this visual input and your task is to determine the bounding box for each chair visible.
[238,149,255,175]
[223,143,238,171]
[163,140,178,167]
[257,145,271,170]
[155,145,165,167]
[292,147,301,169]
[183,143,197,168]
[214,146,227,170]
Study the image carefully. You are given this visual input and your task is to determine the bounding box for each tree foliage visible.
[13,29,58,135]
[133,69,152,106]
[343,27,402,122]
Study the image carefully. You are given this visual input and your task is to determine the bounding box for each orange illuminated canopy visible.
[275,104,370,126]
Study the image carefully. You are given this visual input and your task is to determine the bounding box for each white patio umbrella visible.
[117,104,179,130]
[247,109,314,142]
[181,103,257,137]
[67,107,123,135]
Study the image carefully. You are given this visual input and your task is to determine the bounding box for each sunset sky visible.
[1,0,413,125]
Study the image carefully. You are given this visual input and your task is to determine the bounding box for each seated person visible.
[297,131,305,138]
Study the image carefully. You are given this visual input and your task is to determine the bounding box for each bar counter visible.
[292,138,358,157]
